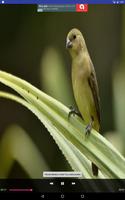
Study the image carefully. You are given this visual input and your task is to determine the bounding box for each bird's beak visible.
[66,38,72,49]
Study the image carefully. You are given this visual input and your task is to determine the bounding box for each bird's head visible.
[66,28,86,58]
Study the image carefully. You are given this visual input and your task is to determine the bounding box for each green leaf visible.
[0,91,95,179]
[0,70,125,179]
[0,124,49,178]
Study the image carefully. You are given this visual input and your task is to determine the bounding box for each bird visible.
[66,28,101,176]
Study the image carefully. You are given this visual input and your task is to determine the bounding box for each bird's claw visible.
[85,116,94,137]
[68,106,82,120]
[85,123,92,137]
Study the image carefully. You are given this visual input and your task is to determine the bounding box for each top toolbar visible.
[0,0,125,4]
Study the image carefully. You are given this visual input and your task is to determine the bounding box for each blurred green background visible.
[0,5,125,178]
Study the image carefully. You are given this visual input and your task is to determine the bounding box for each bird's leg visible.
[85,116,94,137]
[68,105,82,120]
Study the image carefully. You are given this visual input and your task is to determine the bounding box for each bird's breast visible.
[72,65,97,127]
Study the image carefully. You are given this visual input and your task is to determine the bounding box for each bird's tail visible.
[92,162,98,176]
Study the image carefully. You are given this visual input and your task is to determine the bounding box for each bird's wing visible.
[88,61,101,124]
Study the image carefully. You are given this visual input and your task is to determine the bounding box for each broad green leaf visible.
[0,91,95,179]
[0,70,125,179]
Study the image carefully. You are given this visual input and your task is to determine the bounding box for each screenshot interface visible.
[0,1,125,199]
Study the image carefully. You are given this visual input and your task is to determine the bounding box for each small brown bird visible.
[66,28,101,176]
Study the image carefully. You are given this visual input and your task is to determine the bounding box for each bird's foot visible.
[85,123,92,137]
[85,116,94,137]
[68,106,82,120]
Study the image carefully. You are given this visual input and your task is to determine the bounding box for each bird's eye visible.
[73,35,76,40]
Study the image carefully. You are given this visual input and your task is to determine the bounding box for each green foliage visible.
[40,47,74,106]
[0,70,125,179]
[0,124,49,178]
